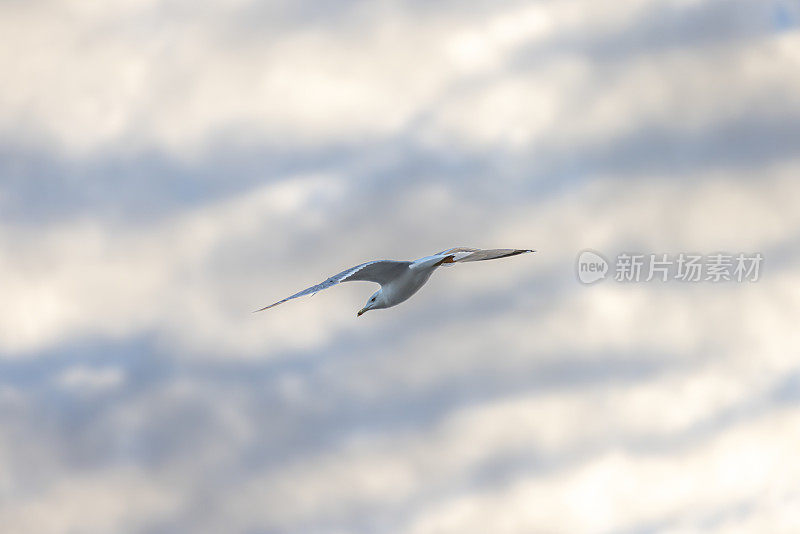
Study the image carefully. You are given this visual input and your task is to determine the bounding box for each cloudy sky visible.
[1,0,800,532]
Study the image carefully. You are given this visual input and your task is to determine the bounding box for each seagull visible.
[256,247,534,316]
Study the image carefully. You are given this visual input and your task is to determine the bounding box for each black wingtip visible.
[506,249,535,257]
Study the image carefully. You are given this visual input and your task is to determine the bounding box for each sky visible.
[1,0,800,532]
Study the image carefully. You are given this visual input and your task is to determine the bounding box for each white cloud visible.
[0,469,181,534]
[2,0,792,156]
[56,366,125,392]
[0,173,345,356]
[403,408,800,534]
[0,159,797,359]
[1,1,799,532]
[423,31,800,151]
[198,354,795,532]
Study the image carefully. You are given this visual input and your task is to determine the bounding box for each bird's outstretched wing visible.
[255,260,411,312]
[435,247,534,263]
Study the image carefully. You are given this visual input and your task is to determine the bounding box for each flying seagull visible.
[256,247,534,316]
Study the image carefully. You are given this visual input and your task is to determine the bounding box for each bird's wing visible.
[435,247,534,263]
[255,260,411,312]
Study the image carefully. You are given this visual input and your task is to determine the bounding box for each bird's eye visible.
[371,298,375,302]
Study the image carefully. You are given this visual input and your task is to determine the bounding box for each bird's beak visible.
[357,308,366,317]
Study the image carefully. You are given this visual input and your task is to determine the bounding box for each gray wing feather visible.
[255,260,411,312]
[436,247,534,263]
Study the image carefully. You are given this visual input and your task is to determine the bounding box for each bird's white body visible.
[380,256,441,307]
[256,247,534,316]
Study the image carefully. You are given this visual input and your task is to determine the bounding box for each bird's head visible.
[357,290,386,317]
